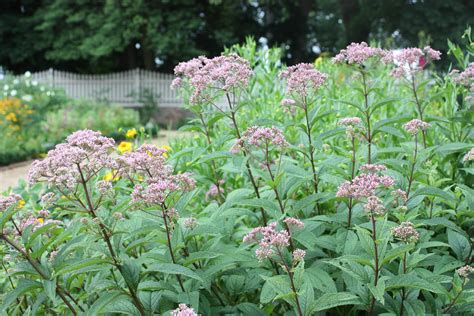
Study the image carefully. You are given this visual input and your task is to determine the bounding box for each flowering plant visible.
[0,39,473,315]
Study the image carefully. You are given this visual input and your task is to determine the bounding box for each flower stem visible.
[198,112,224,202]
[368,212,379,315]
[303,100,321,214]
[347,136,357,227]
[399,251,408,316]
[406,136,418,199]
[443,279,467,313]
[410,74,427,147]
[77,165,145,315]
[361,70,372,164]
[276,248,303,316]
[161,205,185,292]
[227,94,268,225]
[0,234,81,315]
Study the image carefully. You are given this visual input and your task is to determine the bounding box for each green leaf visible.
[1,279,42,312]
[56,258,110,275]
[447,229,470,261]
[411,187,455,202]
[386,274,444,293]
[368,277,386,304]
[146,263,203,282]
[436,142,473,155]
[312,292,361,311]
[0,204,20,230]
[121,259,141,292]
[381,244,414,267]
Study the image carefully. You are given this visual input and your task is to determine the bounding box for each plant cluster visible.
[0,74,140,166]
[0,38,473,315]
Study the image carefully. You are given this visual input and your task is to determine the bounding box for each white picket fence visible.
[29,68,182,107]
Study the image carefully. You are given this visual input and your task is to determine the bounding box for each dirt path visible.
[0,130,190,192]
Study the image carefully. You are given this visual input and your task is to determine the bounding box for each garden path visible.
[0,130,191,192]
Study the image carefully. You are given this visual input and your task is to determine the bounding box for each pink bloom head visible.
[240,126,289,150]
[40,192,56,208]
[456,265,474,279]
[280,98,297,114]
[392,221,420,243]
[403,119,431,135]
[388,46,441,78]
[364,196,386,217]
[391,189,408,203]
[338,117,362,126]
[183,217,198,229]
[171,304,198,316]
[292,249,306,263]
[0,194,22,212]
[173,54,252,104]
[283,217,304,230]
[360,164,387,173]
[280,63,327,99]
[336,166,394,199]
[243,222,290,262]
[28,130,116,190]
[463,148,474,163]
[205,180,224,200]
[333,42,387,65]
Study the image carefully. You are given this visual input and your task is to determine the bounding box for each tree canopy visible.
[1,0,473,73]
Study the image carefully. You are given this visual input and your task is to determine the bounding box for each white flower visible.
[13,79,19,85]
[22,95,33,102]
[25,71,31,77]
[32,81,38,86]
[10,90,17,96]
[3,84,8,90]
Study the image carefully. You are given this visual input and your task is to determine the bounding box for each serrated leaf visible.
[146,263,203,282]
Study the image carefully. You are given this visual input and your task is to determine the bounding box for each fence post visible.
[48,68,54,87]
[135,68,140,99]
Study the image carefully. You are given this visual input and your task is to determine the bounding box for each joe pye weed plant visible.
[0,38,473,315]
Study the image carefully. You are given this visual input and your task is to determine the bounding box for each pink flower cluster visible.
[463,148,474,162]
[453,63,474,93]
[338,117,362,126]
[292,249,306,263]
[14,212,61,237]
[40,192,56,208]
[28,130,116,190]
[232,126,288,153]
[205,180,224,200]
[336,165,394,199]
[119,144,195,206]
[173,54,252,104]
[332,42,387,65]
[131,173,195,206]
[0,194,22,212]
[363,196,386,217]
[456,265,474,278]
[118,144,169,178]
[391,189,408,203]
[387,46,441,78]
[280,63,327,100]
[360,164,387,173]
[403,119,431,135]
[243,222,290,261]
[283,217,305,229]
[392,221,420,242]
[171,304,198,316]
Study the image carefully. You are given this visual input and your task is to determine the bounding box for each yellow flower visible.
[161,145,171,158]
[103,171,120,182]
[125,128,138,139]
[37,218,44,224]
[315,56,324,67]
[118,141,133,153]
[137,175,144,182]
[18,200,26,208]
[5,112,17,122]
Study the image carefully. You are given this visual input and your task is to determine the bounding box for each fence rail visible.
[29,68,182,107]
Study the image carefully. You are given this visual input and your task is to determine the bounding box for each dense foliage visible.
[1,0,473,73]
[0,38,473,315]
[0,74,140,165]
